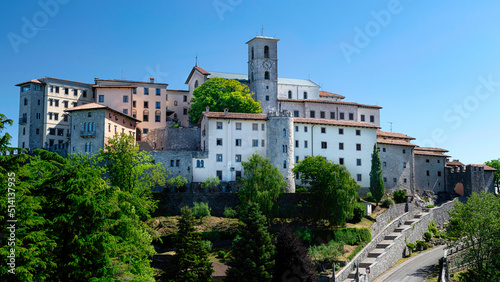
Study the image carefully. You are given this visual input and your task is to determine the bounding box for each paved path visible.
[373,245,445,282]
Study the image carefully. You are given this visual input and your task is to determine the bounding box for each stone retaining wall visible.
[370,203,407,236]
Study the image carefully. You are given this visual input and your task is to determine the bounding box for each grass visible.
[147,216,240,235]
[345,217,374,229]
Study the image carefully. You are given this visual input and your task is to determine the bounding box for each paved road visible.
[373,245,445,282]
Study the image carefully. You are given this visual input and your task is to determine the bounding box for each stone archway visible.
[455,183,464,196]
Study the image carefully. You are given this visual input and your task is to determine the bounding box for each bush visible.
[217,250,226,261]
[429,225,438,235]
[172,123,180,128]
[393,190,406,203]
[351,203,366,223]
[416,240,429,250]
[347,244,364,260]
[295,186,308,193]
[223,206,237,218]
[426,204,435,208]
[309,240,345,263]
[203,240,213,252]
[406,242,416,250]
[192,202,211,219]
[312,228,371,246]
[382,198,395,208]
[424,231,432,241]
[365,192,375,202]
[295,227,313,244]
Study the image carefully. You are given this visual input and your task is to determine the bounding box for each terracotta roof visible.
[446,160,465,167]
[64,103,141,122]
[93,85,137,88]
[15,79,43,86]
[16,77,92,86]
[294,118,379,129]
[278,98,382,109]
[166,89,189,93]
[415,147,449,153]
[377,130,415,140]
[414,150,450,158]
[319,91,345,99]
[185,66,211,84]
[377,138,416,147]
[470,164,497,171]
[203,112,267,120]
[95,78,168,86]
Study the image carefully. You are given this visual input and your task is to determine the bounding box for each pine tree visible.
[273,226,317,282]
[369,143,384,206]
[226,202,275,282]
[170,206,213,281]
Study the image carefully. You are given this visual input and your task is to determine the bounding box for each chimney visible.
[150,77,155,83]
[224,108,228,116]
[206,106,209,113]
[94,77,99,84]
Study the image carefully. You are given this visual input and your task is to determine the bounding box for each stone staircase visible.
[344,211,429,281]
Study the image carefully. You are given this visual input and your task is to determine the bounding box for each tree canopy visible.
[292,156,359,226]
[369,143,384,206]
[485,158,500,190]
[226,202,275,282]
[188,77,262,123]
[0,113,13,153]
[447,192,500,281]
[239,152,286,224]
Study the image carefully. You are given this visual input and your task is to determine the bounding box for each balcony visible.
[19,116,27,125]
[80,131,96,138]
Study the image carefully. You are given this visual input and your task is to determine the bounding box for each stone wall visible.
[370,203,407,237]
[151,150,208,187]
[145,127,201,151]
[379,145,414,193]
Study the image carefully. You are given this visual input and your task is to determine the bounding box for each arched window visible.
[143,110,149,122]
[197,160,200,167]
[23,127,25,135]
[251,72,254,81]
[201,160,204,167]
[155,110,161,122]
[288,90,292,99]
[251,47,254,59]
[265,71,270,80]
[85,143,89,152]
[195,80,199,88]
[174,101,178,106]
[264,45,269,58]
[132,109,137,118]
[303,91,308,99]
[89,142,93,153]
[24,98,28,106]
[283,128,286,136]
[92,122,95,131]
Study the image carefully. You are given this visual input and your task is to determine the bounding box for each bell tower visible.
[246,36,279,113]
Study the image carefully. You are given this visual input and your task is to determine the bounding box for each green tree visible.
[169,206,213,281]
[292,156,359,226]
[447,192,500,281]
[101,133,167,220]
[369,144,384,206]
[239,152,286,225]
[201,176,220,193]
[226,202,275,282]
[188,77,262,123]
[0,113,13,153]
[485,159,500,189]
[274,226,317,282]
[168,175,188,193]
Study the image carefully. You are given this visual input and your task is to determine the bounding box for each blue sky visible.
[1,1,499,164]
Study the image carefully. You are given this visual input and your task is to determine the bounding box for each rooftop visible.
[16,77,92,86]
[319,90,345,99]
[377,130,415,140]
[246,36,280,44]
[278,98,382,109]
[377,138,416,147]
[294,118,380,129]
[95,78,168,86]
[203,111,267,120]
[64,102,141,122]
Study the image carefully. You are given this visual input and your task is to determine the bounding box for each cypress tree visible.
[226,202,275,282]
[170,206,213,281]
[369,143,385,206]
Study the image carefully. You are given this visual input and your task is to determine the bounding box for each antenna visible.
[261,25,264,36]
[195,54,198,67]
[388,122,393,132]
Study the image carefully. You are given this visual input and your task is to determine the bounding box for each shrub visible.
[295,227,313,244]
[309,240,345,263]
[416,240,429,250]
[192,202,211,219]
[429,225,438,235]
[426,204,435,208]
[295,186,308,193]
[382,198,395,208]
[203,240,213,252]
[347,244,364,260]
[424,231,432,241]
[217,250,226,261]
[172,123,180,128]
[351,203,366,223]
[365,192,375,202]
[406,242,416,250]
[223,206,237,218]
[312,228,371,246]
[393,190,406,203]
